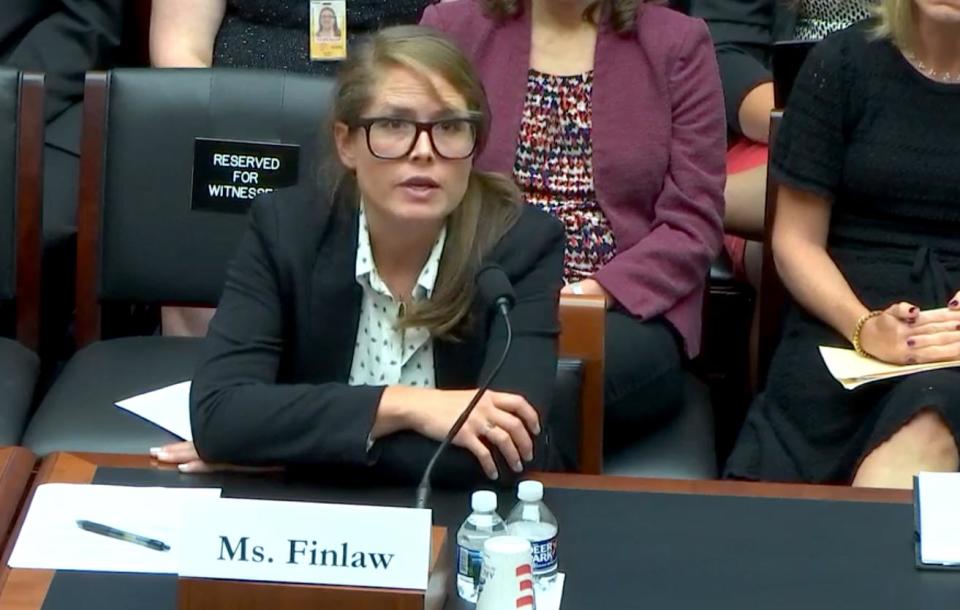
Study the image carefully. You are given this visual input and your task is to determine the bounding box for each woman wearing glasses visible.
[421,0,725,458]
[154,26,565,483]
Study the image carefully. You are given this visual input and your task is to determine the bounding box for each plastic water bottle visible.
[456,490,507,602]
[506,480,558,586]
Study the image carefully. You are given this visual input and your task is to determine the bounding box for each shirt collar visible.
[355,203,447,301]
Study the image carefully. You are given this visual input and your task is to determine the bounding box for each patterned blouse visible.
[794,0,875,40]
[513,70,616,284]
[348,205,442,390]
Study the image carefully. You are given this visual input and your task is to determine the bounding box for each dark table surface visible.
[25,464,959,610]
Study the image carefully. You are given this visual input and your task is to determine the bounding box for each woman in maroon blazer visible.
[421,0,725,456]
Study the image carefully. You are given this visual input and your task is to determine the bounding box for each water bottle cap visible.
[517,480,543,502]
[471,490,497,512]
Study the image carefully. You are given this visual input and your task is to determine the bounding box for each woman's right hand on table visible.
[376,386,540,481]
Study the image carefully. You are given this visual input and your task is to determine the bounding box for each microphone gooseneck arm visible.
[415,304,513,510]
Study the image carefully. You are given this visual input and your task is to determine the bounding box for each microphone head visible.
[476,264,516,312]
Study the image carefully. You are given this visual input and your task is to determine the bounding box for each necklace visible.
[904,51,960,84]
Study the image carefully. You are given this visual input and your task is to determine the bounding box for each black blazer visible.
[691,0,797,135]
[190,183,566,486]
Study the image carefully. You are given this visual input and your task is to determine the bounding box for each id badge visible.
[310,0,347,61]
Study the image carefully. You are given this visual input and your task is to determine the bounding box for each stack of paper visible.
[8,484,221,574]
[916,472,960,566]
[819,346,960,390]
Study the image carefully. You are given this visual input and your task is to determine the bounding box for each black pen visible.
[76,520,171,552]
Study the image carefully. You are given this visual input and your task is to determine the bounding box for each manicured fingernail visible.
[524,452,534,462]
[907,339,916,347]
[149,447,160,456]
[951,300,959,307]
[909,306,918,313]
[513,461,523,473]
[490,471,499,480]
[533,423,541,435]
[178,463,190,472]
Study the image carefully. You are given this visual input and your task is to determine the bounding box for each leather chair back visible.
[0,69,42,349]
[76,69,336,345]
[0,68,19,304]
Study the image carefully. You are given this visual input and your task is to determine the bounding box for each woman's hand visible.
[561,279,611,306]
[900,302,960,363]
[150,441,213,473]
[150,441,282,474]
[860,302,960,364]
[405,389,541,480]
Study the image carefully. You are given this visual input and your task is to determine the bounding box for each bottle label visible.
[456,544,483,582]
[530,536,558,574]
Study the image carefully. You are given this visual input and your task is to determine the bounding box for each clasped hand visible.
[859,294,960,365]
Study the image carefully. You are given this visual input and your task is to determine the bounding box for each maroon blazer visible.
[421,0,726,356]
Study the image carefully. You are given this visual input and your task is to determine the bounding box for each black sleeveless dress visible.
[213,0,431,75]
[725,23,960,483]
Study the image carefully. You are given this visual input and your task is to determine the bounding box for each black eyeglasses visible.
[352,117,480,160]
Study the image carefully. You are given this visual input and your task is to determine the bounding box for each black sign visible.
[192,138,300,213]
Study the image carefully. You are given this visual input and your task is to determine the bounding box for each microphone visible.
[476,263,516,318]
[415,264,516,510]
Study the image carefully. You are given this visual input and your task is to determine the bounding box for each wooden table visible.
[0,447,34,558]
[0,452,913,610]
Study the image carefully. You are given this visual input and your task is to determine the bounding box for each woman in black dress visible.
[725,0,960,488]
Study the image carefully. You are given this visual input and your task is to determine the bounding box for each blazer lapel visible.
[308,190,363,383]
[434,336,471,389]
[475,8,531,175]
[434,305,487,389]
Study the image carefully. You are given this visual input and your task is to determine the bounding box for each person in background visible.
[149,0,431,74]
[421,0,726,459]
[725,0,960,488]
[150,0,434,337]
[693,0,878,286]
[1,0,125,366]
[153,26,565,484]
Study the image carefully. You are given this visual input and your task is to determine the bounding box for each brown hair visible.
[479,0,648,35]
[330,25,522,339]
[871,0,915,51]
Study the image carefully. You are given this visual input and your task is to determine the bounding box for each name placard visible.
[191,138,300,213]
[178,497,432,590]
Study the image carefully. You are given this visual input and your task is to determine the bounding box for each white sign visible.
[179,497,433,590]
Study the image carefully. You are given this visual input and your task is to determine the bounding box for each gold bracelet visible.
[852,310,884,357]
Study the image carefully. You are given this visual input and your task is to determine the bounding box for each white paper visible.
[819,346,960,390]
[917,472,960,565]
[115,381,193,440]
[8,484,221,573]
[537,573,565,610]
[179,496,432,590]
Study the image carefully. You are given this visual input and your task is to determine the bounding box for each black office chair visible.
[22,69,336,455]
[549,296,716,479]
[604,377,716,479]
[0,69,43,445]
